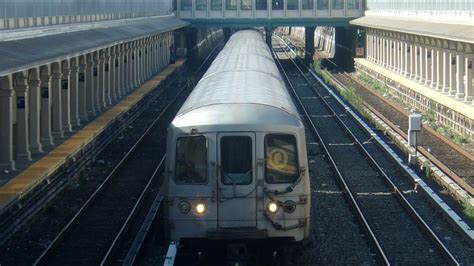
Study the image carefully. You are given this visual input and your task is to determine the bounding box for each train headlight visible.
[267,201,279,213]
[195,202,207,215]
[178,201,191,214]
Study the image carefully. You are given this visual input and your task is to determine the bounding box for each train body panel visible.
[165,29,310,243]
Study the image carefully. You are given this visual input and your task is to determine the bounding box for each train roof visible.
[175,30,299,123]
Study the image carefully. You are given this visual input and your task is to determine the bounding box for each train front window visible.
[265,134,299,183]
[221,136,252,185]
[175,136,207,184]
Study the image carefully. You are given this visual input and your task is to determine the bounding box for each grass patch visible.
[462,201,474,222]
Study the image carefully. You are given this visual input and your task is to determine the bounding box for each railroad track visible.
[331,70,474,192]
[273,37,472,264]
[32,41,224,265]
[283,33,473,191]
[0,66,184,248]
[34,82,187,265]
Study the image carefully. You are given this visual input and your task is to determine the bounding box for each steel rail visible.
[100,156,166,265]
[101,40,226,266]
[33,79,188,266]
[339,73,474,196]
[275,36,459,265]
[0,69,184,247]
[272,43,391,266]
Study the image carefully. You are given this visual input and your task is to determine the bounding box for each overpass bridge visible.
[176,0,363,27]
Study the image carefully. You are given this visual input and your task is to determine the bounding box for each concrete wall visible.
[0,0,174,30]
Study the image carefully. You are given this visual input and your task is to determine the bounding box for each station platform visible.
[0,59,186,212]
[354,58,474,120]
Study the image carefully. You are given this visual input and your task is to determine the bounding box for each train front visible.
[164,103,311,243]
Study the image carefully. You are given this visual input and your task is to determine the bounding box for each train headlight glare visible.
[178,201,191,214]
[195,202,207,215]
[267,202,279,213]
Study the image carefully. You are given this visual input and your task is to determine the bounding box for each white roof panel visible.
[177,30,298,119]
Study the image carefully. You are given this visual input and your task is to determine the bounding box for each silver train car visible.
[165,29,310,243]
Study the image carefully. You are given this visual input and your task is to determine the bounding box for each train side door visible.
[217,132,257,228]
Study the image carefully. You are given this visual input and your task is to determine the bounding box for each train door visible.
[217,132,257,228]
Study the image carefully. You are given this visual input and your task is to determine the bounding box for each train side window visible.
[175,136,208,184]
[265,134,299,183]
[221,136,252,185]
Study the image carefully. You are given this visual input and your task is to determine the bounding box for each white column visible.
[70,59,80,127]
[104,49,113,105]
[40,66,54,146]
[465,56,473,103]
[414,45,420,80]
[401,42,406,75]
[110,47,117,102]
[409,43,415,78]
[86,54,97,117]
[92,52,102,113]
[430,48,438,89]
[387,39,393,69]
[442,49,450,94]
[456,53,465,99]
[28,68,43,153]
[132,43,139,88]
[436,49,443,91]
[0,75,15,170]
[78,58,88,121]
[14,73,32,161]
[420,46,426,82]
[425,48,431,85]
[449,52,456,96]
[61,61,72,132]
[51,63,64,139]
[98,52,107,109]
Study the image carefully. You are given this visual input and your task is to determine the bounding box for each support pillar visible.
[97,51,107,109]
[419,46,426,82]
[110,47,118,102]
[70,59,80,127]
[28,68,43,153]
[403,42,408,76]
[0,75,15,171]
[442,49,450,94]
[14,73,32,161]
[388,39,393,69]
[137,42,143,85]
[436,49,443,91]
[40,66,54,147]
[409,44,415,78]
[61,60,72,132]
[78,57,88,121]
[86,54,97,116]
[424,48,431,85]
[449,52,456,96]
[465,56,473,103]
[304,26,315,64]
[430,48,437,88]
[51,63,64,139]
[415,45,421,80]
[265,27,272,48]
[132,44,139,89]
[92,52,102,113]
[456,53,465,99]
[104,50,112,106]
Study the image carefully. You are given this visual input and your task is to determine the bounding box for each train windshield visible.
[174,136,208,184]
[265,134,299,183]
[221,136,253,185]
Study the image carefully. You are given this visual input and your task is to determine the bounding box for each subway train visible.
[164,29,310,245]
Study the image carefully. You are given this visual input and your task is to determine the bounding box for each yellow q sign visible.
[268,148,288,170]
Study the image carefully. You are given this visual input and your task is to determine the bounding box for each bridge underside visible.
[182,17,354,27]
